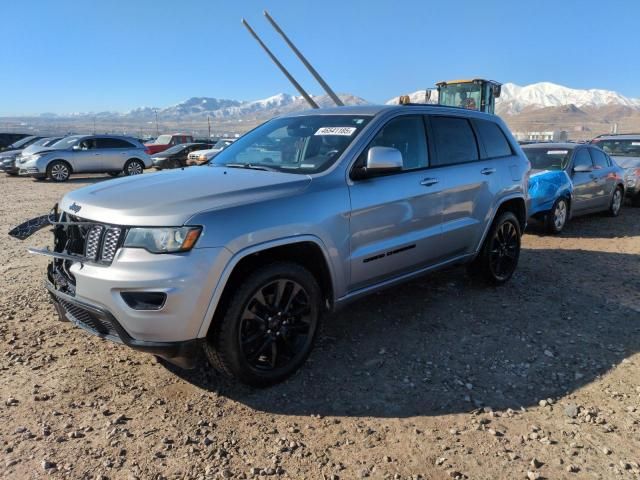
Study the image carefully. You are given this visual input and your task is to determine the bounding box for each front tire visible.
[467,211,521,285]
[608,187,623,217]
[204,262,322,387]
[124,159,144,176]
[545,198,569,234]
[46,161,71,182]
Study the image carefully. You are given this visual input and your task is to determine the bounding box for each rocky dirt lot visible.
[0,173,639,480]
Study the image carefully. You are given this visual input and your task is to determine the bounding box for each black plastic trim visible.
[46,281,201,369]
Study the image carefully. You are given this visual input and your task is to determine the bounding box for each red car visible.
[144,134,194,155]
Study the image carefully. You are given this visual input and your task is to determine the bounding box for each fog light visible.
[121,292,167,310]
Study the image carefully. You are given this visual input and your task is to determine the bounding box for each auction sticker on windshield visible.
[547,150,568,155]
[315,127,357,136]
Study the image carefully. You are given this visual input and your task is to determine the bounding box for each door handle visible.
[420,177,439,186]
[481,168,496,175]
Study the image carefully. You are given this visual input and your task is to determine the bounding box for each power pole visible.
[208,115,211,139]
[154,109,159,136]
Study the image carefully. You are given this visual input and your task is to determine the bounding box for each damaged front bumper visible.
[8,205,204,369]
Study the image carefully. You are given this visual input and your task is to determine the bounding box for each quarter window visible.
[589,148,609,169]
[429,116,479,166]
[364,116,428,171]
[474,119,512,158]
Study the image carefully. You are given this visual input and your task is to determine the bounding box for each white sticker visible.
[547,150,568,155]
[314,127,356,136]
[632,142,640,146]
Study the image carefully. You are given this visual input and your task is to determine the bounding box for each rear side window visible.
[96,138,134,149]
[573,148,593,169]
[589,148,609,169]
[474,119,512,158]
[429,116,479,166]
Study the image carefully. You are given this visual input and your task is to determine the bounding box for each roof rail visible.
[592,132,640,138]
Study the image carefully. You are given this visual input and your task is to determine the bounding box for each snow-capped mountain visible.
[385,90,438,105]
[498,82,640,114]
[385,82,640,115]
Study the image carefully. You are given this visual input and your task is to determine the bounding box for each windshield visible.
[592,139,640,158]
[211,115,372,174]
[439,84,482,110]
[51,136,83,149]
[213,139,233,149]
[8,136,37,149]
[523,147,573,170]
[153,134,172,145]
[161,144,188,155]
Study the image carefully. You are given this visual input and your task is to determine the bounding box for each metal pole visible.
[263,11,343,107]
[154,109,159,136]
[241,18,319,109]
[208,115,211,139]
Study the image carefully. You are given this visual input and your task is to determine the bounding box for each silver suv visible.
[18,135,152,182]
[11,105,529,386]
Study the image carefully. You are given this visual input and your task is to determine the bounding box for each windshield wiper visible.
[223,163,278,172]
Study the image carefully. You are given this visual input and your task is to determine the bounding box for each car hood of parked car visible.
[0,148,24,159]
[59,166,312,226]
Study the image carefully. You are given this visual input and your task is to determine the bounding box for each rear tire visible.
[46,160,71,182]
[204,262,322,387]
[467,211,521,285]
[545,197,569,234]
[607,186,623,217]
[123,159,144,176]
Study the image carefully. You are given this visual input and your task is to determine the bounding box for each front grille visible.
[56,215,125,265]
[58,297,118,338]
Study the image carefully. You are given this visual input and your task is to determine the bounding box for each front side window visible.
[573,148,593,169]
[523,147,572,171]
[359,115,428,171]
[474,119,512,158]
[52,136,83,149]
[211,115,372,174]
[589,148,609,168]
[430,116,479,166]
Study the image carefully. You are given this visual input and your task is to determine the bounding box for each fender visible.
[196,234,335,338]
[472,193,527,258]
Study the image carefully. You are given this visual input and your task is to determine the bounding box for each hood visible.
[610,155,640,169]
[0,148,23,159]
[59,166,312,226]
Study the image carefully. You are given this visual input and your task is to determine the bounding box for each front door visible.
[589,147,616,210]
[569,147,598,212]
[347,115,445,291]
[71,138,103,172]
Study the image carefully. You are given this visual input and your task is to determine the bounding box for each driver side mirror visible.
[352,147,403,180]
[573,164,593,173]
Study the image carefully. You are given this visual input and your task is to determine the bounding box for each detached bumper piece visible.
[46,281,201,369]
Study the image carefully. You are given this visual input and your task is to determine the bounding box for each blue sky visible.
[2,0,638,115]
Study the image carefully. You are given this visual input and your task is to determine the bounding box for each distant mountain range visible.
[7,82,640,140]
[34,81,640,122]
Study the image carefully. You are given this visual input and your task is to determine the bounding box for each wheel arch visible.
[47,159,73,173]
[197,236,335,339]
[474,195,526,258]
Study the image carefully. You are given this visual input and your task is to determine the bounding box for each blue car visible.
[522,146,574,233]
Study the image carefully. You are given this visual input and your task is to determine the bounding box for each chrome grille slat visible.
[84,226,104,260]
[101,227,122,262]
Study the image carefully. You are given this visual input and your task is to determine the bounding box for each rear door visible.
[425,115,502,258]
[589,147,615,209]
[569,147,598,212]
[347,115,445,290]
[95,138,135,171]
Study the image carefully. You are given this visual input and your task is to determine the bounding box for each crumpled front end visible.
[528,170,573,218]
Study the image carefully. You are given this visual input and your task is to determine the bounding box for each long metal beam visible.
[263,11,343,107]
[241,18,319,109]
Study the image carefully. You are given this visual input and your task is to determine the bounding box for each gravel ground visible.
[1,173,639,480]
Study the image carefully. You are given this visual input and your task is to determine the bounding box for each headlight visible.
[124,226,202,253]
[198,154,207,161]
